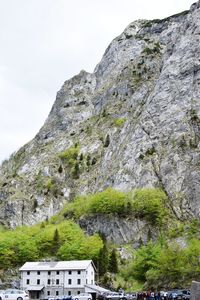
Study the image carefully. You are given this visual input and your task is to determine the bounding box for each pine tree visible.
[72,162,80,179]
[98,243,109,277]
[51,228,60,255]
[108,249,118,273]
[104,134,110,147]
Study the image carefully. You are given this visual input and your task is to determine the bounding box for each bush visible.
[89,188,127,214]
[113,118,126,127]
[62,187,168,226]
[130,188,167,225]
[58,146,79,167]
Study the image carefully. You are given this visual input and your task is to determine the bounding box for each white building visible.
[19,260,96,299]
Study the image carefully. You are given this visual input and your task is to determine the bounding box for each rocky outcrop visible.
[0,1,200,233]
[78,214,158,246]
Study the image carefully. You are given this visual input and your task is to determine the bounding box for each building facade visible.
[20,260,95,299]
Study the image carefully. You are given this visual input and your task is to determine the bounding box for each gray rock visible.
[0,1,200,245]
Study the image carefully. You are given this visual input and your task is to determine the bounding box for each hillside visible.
[0,0,200,245]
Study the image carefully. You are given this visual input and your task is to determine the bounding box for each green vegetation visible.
[108,249,118,273]
[58,145,80,167]
[0,220,103,269]
[61,188,168,226]
[121,237,200,289]
[142,43,161,55]
[190,108,199,122]
[113,118,126,127]
[104,134,110,147]
[143,19,161,28]
[143,11,188,28]
[35,172,57,194]
[58,145,81,179]
[0,185,199,289]
[145,146,156,156]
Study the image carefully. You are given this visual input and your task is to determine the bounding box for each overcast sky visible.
[0,0,195,163]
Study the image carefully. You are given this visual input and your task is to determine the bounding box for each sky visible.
[0,0,195,163]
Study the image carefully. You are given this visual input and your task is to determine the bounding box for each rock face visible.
[78,214,158,247]
[0,1,200,234]
[191,281,200,300]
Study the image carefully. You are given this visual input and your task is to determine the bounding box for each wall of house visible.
[20,263,95,298]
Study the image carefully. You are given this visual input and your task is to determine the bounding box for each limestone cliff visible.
[0,1,200,238]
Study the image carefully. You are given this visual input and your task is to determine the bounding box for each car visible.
[40,297,58,300]
[168,290,183,300]
[60,296,73,300]
[160,291,168,299]
[72,293,92,300]
[125,293,137,300]
[181,290,190,300]
[104,293,127,300]
[0,289,29,300]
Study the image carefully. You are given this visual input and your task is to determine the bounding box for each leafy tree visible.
[184,239,200,281]
[149,243,186,287]
[131,241,161,281]
[57,233,102,261]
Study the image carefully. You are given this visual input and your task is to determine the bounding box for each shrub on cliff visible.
[62,187,168,225]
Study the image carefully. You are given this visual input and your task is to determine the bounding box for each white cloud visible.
[0,0,195,162]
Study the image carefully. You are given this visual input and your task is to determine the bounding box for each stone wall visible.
[191,281,200,300]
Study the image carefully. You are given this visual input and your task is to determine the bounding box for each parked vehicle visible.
[160,291,168,299]
[72,293,92,300]
[0,289,29,300]
[103,293,127,300]
[125,293,137,300]
[168,290,183,300]
[181,290,190,300]
[60,296,73,300]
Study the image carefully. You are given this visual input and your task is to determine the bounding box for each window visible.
[48,271,51,275]
[68,279,72,285]
[78,291,80,295]
[47,291,50,296]
[47,279,51,285]
[86,279,88,284]
[56,271,60,275]
[77,270,81,275]
[26,279,30,285]
[56,279,59,285]
[37,271,40,275]
[37,279,40,285]
[91,280,94,284]
[27,271,30,275]
[56,291,59,296]
[68,270,72,275]
[68,292,71,296]
[77,279,81,285]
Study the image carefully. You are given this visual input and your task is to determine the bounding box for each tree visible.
[98,243,109,277]
[72,162,80,179]
[132,241,161,281]
[104,134,110,147]
[51,228,60,255]
[108,249,118,273]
